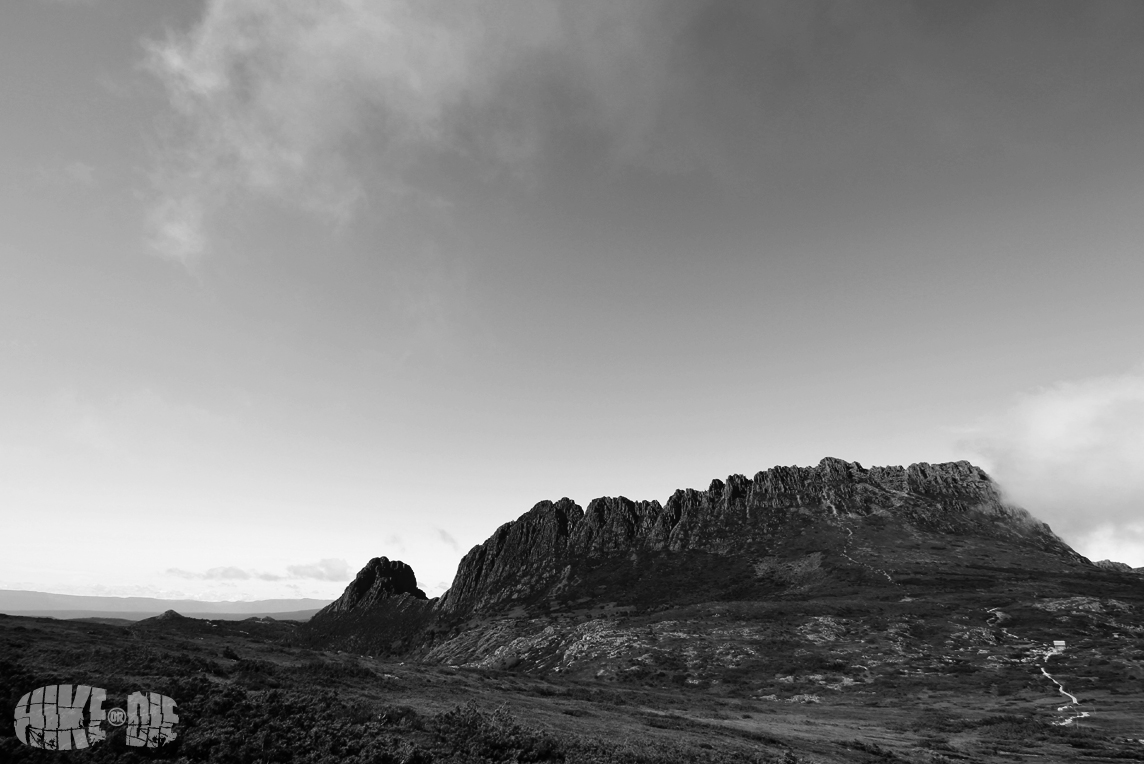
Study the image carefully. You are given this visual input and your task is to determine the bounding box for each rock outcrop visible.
[303,557,434,655]
[324,557,427,614]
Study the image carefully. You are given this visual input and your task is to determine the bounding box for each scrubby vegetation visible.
[3,556,1144,764]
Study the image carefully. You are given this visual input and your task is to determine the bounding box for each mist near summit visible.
[964,366,1144,566]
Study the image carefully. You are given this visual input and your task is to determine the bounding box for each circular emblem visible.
[106,707,127,727]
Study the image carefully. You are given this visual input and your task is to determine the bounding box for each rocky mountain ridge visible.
[433,458,1079,615]
[303,458,1121,661]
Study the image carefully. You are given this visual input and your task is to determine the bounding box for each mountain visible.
[302,457,1136,666]
[0,590,330,621]
[9,458,1144,762]
[304,557,436,653]
[433,458,1080,615]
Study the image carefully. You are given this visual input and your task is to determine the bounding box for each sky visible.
[2,0,1143,602]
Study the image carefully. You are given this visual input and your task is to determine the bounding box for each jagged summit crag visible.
[327,557,427,612]
[305,557,435,653]
[302,458,1120,664]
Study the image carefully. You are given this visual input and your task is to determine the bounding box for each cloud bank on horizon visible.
[965,367,1144,566]
[167,558,351,582]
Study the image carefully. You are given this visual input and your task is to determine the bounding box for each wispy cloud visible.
[168,558,351,582]
[962,365,1144,565]
[168,566,256,581]
[141,0,694,261]
[285,558,351,581]
[434,527,459,553]
[424,579,451,598]
[144,0,508,260]
[143,2,1144,263]
[147,196,206,265]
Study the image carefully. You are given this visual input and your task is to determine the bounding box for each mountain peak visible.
[328,556,426,615]
[306,557,434,654]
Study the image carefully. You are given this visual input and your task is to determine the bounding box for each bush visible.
[435,701,565,762]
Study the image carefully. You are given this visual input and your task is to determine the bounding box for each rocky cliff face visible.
[435,458,1079,614]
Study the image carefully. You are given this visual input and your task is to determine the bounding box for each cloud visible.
[285,558,351,581]
[962,366,1144,566]
[144,0,522,259]
[167,558,350,582]
[147,196,206,265]
[424,580,451,598]
[167,566,252,580]
[434,527,459,553]
[144,1,1144,261]
[142,0,698,260]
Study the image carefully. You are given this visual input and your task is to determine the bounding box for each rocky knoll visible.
[435,458,1081,615]
[325,557,427,612]
[304,557,434,654]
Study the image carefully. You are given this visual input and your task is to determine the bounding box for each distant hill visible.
[6,608,322,622]
[0,590,330,621]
